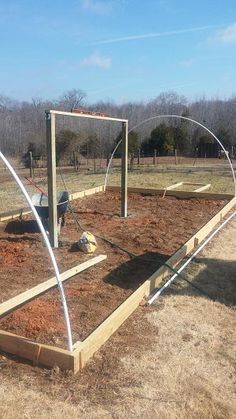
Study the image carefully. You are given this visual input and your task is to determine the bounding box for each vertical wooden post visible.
[137,148,140,165]
[73,151,76,172]
[121,121,128,217]
[153,149,157,165]
[175,149,178,165]
[29,151,33,178]
[46,111,58,248]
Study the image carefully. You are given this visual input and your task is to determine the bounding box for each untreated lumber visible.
[106,185,233,201]
[0,254,107,318]
[69,185,105,201]
[166,181,183,190]
[0,208,31,222]
[182,182,209,186]
[162,182,183,198]
[48,109,128,123]
[0,330,74,370]
[194,184,211,192]
[0,185,105,223]
[73,282,150,370]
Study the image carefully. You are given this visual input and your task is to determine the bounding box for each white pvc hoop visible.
[104,115,236,196]
[0,151,73,352]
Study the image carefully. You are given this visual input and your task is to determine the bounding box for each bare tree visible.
[57,89,87,111]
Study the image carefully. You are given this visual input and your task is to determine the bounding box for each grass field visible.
[0,163,235,213]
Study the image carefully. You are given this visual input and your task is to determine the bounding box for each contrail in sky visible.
[93,24,223,45]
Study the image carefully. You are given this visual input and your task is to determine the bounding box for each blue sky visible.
[0,0,236,103]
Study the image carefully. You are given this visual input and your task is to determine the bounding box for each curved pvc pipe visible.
[148,209,236,305]
[0,151,73,352]
[104,115,236,196]
[104,141,122,190]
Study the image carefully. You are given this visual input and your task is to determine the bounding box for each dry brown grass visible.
[0,165,234,213]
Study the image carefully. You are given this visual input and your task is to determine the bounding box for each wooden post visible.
[46,111,58,248]
[121,121,128,217]
[137,148,141,165]
[73,151,77,172]
[174,149,178,165]
[153,149,157,165]
[29,151,33,178]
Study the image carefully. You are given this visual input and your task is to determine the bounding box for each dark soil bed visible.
[0,190,226,349]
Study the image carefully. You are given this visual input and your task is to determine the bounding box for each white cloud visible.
[218,22,236,43]
[93,24,221,45]
[81,51,111,69]
[81,0,112,14]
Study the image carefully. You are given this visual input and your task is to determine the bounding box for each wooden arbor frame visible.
[46,110,128,248]
[0,186,235,372]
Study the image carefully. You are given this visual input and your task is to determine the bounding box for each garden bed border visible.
[0,185,235,372]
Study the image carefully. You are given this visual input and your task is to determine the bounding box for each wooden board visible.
[0,208,32,222]
[162,182,211,197]
[107,186,233,201]
[0,185,105,223]
[0,254,107,318]
[48,109,128,123]
[0,330,74,370]
[73,281,150,370]
[69,185,104,201]
[165,181,183,190]
[193,184,211,192]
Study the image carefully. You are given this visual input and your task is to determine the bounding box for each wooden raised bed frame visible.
[0,185,235,373]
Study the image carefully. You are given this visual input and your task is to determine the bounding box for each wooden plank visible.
[0,185,105,223]
[166,182,183,190]
[48,109,128,123]
[182,182,208,186]
[74,281,150,370]
[73,196,236,372]
[0,208,31,222]
[0,255,107,318]
[106,186,233,201]
[194,184,211,192]
[0,330,75,370]
[69,185,104,200]
[162,182,183,198]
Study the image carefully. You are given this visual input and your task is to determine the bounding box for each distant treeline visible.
[0,89,235,161]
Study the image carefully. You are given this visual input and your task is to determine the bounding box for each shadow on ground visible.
[166,257,236,306]
[4,219,40,234]
[103,251,169,291]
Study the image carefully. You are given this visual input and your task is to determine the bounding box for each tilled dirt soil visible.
[0,191,226,348]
